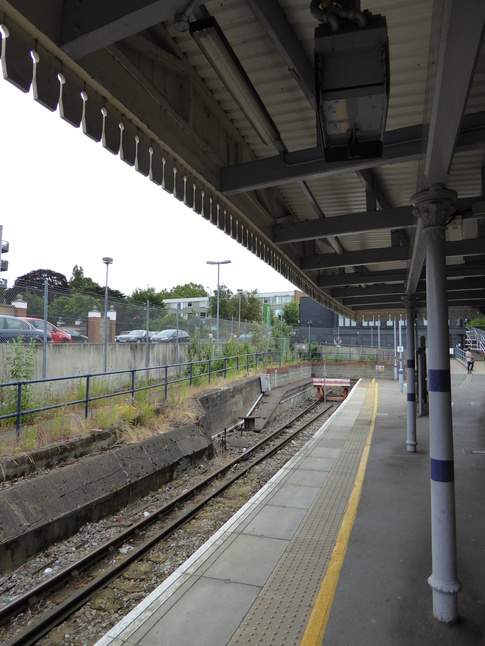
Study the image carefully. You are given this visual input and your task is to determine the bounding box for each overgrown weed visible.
[0,362,269,459]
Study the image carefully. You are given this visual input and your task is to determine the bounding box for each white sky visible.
[0,78,296,297]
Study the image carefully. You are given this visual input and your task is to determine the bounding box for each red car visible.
[23,318,72,343]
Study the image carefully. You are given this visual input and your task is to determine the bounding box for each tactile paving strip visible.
[229,383,376,645]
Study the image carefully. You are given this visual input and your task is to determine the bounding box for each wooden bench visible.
[313,378,351,401]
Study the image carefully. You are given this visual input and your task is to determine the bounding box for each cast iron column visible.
[412,185,461,622]
[403,296,417,452]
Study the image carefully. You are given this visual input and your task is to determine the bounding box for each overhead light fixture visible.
[314,12,390,162]
[190,17,283,150]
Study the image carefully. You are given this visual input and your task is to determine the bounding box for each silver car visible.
[115,330,148,343]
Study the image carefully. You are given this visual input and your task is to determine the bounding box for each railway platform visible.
[96,360,485,646]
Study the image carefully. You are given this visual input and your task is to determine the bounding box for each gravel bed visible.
[0,398,336,645]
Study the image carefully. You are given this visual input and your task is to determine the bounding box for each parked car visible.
[238,333,253,342]
[115,329,149,343]
[150,329,190,344]
[0,315,53,343]
[62,328,89,343]
[23,318,72,343]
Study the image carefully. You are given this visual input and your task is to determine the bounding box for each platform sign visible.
[397,345,404,353]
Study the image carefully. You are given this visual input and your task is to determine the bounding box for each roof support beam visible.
[333,277,485,302]
[274,206,415,244]
[61,0,194,59]
[246,0,316,111]
[422,0,485,187]
[221,114,485,195]
[302,237,485,272]
[318,270,407,288]
[302,246,410,271]
[406,0,485,295]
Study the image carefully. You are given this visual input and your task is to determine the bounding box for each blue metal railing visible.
[0,350,306,436]
[0,346,401,436]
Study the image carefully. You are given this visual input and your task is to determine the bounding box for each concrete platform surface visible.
[95,361,485,646]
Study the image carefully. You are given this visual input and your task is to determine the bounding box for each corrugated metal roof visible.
[0,0,483,318]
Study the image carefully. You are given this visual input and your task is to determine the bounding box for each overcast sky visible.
[0,78,296,297]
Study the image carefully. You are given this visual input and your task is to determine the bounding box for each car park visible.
[115,329,149,343]
[62,328,89,343]
[150,329,190,344]
[23,318,72,343]
[0,315,53,343]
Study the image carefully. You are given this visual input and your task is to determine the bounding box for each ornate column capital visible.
[411,184,457,229]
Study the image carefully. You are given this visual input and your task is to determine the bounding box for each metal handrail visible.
[465,327,485,353]
[0,346,400,437]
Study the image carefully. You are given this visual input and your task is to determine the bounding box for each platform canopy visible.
[1,0,484,320]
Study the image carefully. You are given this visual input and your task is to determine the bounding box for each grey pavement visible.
[95,360,485,646]
[323,360,485,645]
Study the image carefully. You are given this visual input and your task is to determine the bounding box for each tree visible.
[469,316,485,330]
[209,284,232,317]
[69,265,126,301]
[7,269,70,303]
[17,292,45,317]
[283,301,299,326]
[130,286,165,307]
[244,290,263,322]
[50,293,101,324]
[165,283,207,298]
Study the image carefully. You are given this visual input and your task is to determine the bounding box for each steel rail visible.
[1,399,333,645]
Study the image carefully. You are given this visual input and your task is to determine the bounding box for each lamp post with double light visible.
[102,257,113,373]
[207,260,231,356]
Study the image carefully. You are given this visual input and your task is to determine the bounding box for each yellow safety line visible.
[300,379,378,646]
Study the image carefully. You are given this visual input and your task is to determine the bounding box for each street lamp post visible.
[237,289,243,331]
[102,257,113,373]
[207,260,231,356]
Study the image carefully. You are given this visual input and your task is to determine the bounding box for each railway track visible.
[0,399,335,646]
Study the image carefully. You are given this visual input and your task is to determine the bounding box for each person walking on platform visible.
[466,348,473,373]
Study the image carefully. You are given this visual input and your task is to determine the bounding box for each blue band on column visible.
[407,393,415,402]
[407,359,415,369]
[428,369,451,392]
[430,458,454,482]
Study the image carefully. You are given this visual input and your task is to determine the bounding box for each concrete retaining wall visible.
[312,361,403,380]
[0,377,266,571]
[266,363,313,389]
[198,377,262,436]
[0,424,214,570]
[0,342,189,384]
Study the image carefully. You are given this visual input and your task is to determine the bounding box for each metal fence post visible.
[131,370,135,402]
[16,383,22,436]
[43,279,48,378]
[146,300,150,368]
[84,375,90,419]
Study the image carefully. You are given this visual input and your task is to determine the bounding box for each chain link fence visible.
[0,280,279,346]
